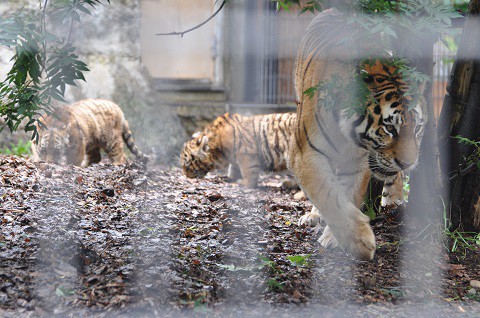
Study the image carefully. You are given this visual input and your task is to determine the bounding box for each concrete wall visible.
[62,0,188,164]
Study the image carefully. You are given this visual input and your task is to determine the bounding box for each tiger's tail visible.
[122,120,148,162]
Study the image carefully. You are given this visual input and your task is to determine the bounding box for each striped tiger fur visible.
[31,99,145,167]
[180,112,296,187]
[291,9,426,260]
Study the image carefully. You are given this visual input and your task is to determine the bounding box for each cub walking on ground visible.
[31,99,145,167]
[180,112,296,188]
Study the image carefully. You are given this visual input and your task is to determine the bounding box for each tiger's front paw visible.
[381,173,405,211]
[344,220,375,260]
[238,178,258,188]
[298,207,321,227]
[330,217,376,261]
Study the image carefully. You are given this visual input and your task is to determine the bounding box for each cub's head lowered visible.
[32,114,71,164]
[180,132,215,178]
[353,60,426,179]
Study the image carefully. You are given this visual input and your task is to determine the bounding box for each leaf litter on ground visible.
[0,155,479,317]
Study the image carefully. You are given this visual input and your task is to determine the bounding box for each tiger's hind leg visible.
[105,136,126,165]
[227,164,242,181]
[85,148,102,166]
[236,153,261,188]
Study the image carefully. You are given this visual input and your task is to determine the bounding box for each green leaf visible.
[75,71,86,82]
[299,7,309,14]
[364,207,376,221]
[303,86,318,99]
[266,278,285,291]
[286,254,311,267]
[76,5,92,15]
[71,11,81,22]
[49,89,66,102]
[55,287,74,298]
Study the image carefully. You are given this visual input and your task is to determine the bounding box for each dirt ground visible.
[1,155,480,317]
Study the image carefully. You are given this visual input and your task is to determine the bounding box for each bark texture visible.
[438,0,480,230]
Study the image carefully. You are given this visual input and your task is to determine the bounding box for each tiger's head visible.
[180,132,215,178]
[353,60,426,180]
[33,116,70,164]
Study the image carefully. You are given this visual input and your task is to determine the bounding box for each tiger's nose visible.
[394,158,415,170]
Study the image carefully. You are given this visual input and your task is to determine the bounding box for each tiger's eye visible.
[414,125,423,134]
[385,125,397,136]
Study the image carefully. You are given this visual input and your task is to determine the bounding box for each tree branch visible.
[156,0,227,37]
[68,15,74,43]
[449,162,478,181]
[41,0,49,73]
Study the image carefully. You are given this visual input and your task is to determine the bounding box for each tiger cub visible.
[180,112,296,188]
[31,99,145,167]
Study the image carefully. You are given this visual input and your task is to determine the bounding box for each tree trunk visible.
[438,0,480,231]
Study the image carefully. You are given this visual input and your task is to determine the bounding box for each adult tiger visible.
[31,99,146,167]
[291,9,426,260]
[180,112,296,188]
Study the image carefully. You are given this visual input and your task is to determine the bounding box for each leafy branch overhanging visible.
[0,0,110,140]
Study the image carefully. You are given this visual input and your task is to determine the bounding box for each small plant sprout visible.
[286,254,312,268]
[0,139,32,156]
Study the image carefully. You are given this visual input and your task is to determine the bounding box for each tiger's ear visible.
[192,131,201,138]
[199,135,209,153]
[361,69,374,85]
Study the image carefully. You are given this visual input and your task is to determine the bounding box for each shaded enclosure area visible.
[1,155,480,317]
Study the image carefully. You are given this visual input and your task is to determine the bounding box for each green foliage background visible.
[0,138,31,156]
[0,0,110,140]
